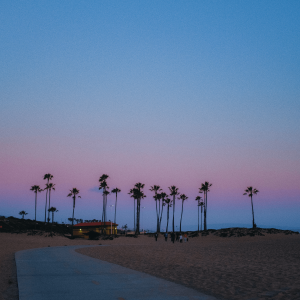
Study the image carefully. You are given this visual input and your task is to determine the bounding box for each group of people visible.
[154,232,189,243]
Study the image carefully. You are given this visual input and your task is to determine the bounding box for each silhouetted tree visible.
[243,186,259,228]
[30,185,42,223]
[165,197,172,232]
[99,174,109,227]
[46,183,55,223]
[19,210,28,219]
[43,173,53,223]
[199,181,212,231]
[150,185,162,233]
[179,194,188,232]
[129,183,146,235]
[67,188,81,237]
[168,186,179,233]
[111,187,121,225]
[48,207,58,223]
[159,192,167,230]
[195,196,203,232]
[199,200,204,231]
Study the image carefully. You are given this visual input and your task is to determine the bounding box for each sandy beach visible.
[1,231,300,300]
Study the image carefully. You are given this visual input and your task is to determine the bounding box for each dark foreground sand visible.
[1,232,300,300]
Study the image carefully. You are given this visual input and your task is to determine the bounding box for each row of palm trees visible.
[29,173,260,234]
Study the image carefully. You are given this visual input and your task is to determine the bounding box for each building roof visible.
[74,222,118,227]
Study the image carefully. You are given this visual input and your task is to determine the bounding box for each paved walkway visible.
[15,245,218,300]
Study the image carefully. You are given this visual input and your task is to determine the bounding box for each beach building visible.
[73,221,118,238]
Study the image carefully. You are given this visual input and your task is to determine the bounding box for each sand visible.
[1,232,300,300]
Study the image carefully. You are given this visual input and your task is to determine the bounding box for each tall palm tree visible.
[99,174,109,227]
[159,192,167,230]
[67,188,81,237]
[43,173,53,223]
[128,188,136,231]
[195,196,203,232]
[168,185,179,233]
[179,194,188,232]
[150,185,162,233]
[19,210,28,219]
[111,188,121,226]
[129,183,146,235]
[30,185,42,223]
[46,183,55,223]
[243,186,259,228]
[165,197,172,232]
[199,201,204,231]
[48,207,58,223]
[199,181,212,231]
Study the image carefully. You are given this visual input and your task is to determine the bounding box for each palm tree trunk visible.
[136,198,140,235]
[251,195,255,228]
[134,198,136,231]
[35,192,37,222]
[114,193,117,225]
[166,205,170,232]
[172,195,175,233]
[159,204,164,230]
[155,198,159,233]
[72,197,75,237]
[197,204,199,232]
[48,189,51,223]
[44,188,48,224]
[204,191,207,231]
[180,200,184,232]
[158,199,161,232]
[201,206,203,231]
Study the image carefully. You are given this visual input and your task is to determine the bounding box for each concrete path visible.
[15,245,218,300]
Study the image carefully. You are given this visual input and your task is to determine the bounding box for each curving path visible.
[15,245,218,300]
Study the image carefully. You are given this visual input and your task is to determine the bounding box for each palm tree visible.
[99,174,109,227]
[30,185,42,223]
[46,183,55,223]
[128,188,136,231]
[165,197,172,232]
[111,188,121,225]
[195,196,203,232]
[179,194,188,232]
[199,200,204,231]
[159,192,167,230]
[43,173,53,223]
[19,211,28,219]
[129,183,146,235]
[150,185,162,233]
[168,185,179,233]
[199,181,212,231]
[48,207,58,223]
[67,188,81,237]
[243,186,259,228]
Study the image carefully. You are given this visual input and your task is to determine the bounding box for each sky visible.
[1,1,299,231]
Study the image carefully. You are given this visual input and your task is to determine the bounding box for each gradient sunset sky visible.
[1,1,299,231]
